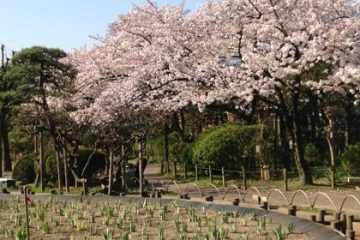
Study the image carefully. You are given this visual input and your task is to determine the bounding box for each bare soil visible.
[0,197,308,240]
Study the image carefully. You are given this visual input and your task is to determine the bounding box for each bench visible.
[347,177,360,190]
[347,177,360,184]
[0,178,16,188]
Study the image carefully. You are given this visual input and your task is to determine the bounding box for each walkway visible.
[144,163,360,214]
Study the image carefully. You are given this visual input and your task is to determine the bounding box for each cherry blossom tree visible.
[190,0,360,184]
[66,0,360,185]
[65,1,209,193]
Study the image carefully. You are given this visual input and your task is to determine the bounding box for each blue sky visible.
[0,0,205,53]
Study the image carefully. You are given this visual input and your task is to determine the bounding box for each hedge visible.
[340,142,360,176]
[191,124,272,169]
[13,153,37,184]
[46,147,106,181]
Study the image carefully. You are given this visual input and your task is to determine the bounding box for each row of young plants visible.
[0,197,299,240]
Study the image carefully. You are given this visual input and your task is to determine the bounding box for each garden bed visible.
[0,196,311,240]
[0,195,342,240]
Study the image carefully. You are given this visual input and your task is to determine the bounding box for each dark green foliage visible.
[45,150,57,182]
[12,153,37,184]
[5,46,76,103]
[147,137,164,163]
[178,143,192,164]
[148,133,193,166]
[340,142,360,176]
[148,133,180,162]
[8,127,33,154]
[304,143,321,166]
[75,148,106,177]
[169,139,191,163]
[325,167,347,184]
[45,147,106,181]
[192,124,272,169]
[7,46,76,178]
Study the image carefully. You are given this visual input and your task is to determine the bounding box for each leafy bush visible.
[310,167,327,180]
[76,147,106,177]
[170,142,192,163]
[45,147,106,181]
[45,150,57,182]
[148,133,183,163]
[192,124,272,169]
[325,167,347,184]
[340,142,360,176]
[147,137,164,163]
[13,153,37,184]
[304,143,321,166]
[179,143,192,164]
[9,127,33,155]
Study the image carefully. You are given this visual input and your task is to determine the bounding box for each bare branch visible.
[81,141,98,177]
[237,27,244,60]
[125,30,152,45]
[269,0,288,37]
[248,0,263,19]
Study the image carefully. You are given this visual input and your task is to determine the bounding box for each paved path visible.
[144,163,360,214]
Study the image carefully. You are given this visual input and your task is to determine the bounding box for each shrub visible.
[148,133,183,163]
[304,143,321,166]
[45,149,57,182]
[170,142,191,162]
[340,142,360,176]
[325,167,347,184]
[13,153,37,184]
[192,124,272,169]
[9,127,33,155]
[45,147,106,180]
[147,137,164,163]
[76,147,106,177]
[179,143,192,164]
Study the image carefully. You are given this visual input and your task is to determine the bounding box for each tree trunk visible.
[325,119,336,189]
[55,150,63,192]
[0,113,11,172]
[173,161,177,179]
[326,135,336,189]
[139,140,144,196]
[39,131,44,192]
[109,144,128,194]
[184,161,188,180]
[273,79,312,184]
[345,101,353,147]
[34,132,38,154]
[108,148,114,196]
[279,115,290,169]
[164,121,170,175]
[160,156,164,175]
[104,154,109,177]
[34,173,39,187]
[179,109,186,139]
[121,145,126,192]
[344,121,350,147]
[290,118,313,185]
[273,116,278,170]
[0,122,3,178]
[63,148,69,193]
